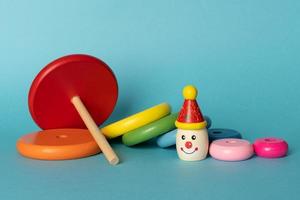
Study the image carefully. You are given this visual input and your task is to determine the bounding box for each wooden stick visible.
[71,96,119,165]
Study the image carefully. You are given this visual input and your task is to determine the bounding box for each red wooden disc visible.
[29,54,118,130]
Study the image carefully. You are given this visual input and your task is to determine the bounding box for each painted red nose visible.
[185,141,193,149]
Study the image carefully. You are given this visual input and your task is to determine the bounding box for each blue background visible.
[0,0,299,199]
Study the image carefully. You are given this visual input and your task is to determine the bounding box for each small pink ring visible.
[253,137,288,158]
[209,139,254,161]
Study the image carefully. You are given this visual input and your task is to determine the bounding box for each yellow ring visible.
[101,103,171,139]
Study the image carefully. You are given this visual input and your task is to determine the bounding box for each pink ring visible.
[253,137,288,158]
[209,139,253,161]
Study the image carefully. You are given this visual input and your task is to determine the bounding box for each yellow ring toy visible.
[101,103,171,139]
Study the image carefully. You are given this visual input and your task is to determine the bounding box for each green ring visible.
[122,113,178,146]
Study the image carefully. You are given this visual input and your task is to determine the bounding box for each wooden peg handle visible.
[71,96,119,165]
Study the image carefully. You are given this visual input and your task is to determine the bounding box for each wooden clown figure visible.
[175,85,209,161]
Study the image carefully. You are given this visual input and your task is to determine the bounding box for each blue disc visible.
[156,116,212,148]
[156,129,177,148]
[208,129,242,142]
[205,116,212,129]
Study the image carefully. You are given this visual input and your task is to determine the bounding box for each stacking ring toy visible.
[156,129,177,148]
[122,113,178,146]
[208,129,242,142]
[17,55,119,164]
[253,137,288,158]
[156,116,212,148]
[102,103,171,139]
[205,116,212,129]
[209,139,253,161]
[17,129,100,160]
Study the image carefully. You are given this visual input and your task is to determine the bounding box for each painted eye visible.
[181,135,186,140]
[192,135,196,140]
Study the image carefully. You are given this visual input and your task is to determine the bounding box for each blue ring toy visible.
[156,116,212,148]
[205,116,212,129]
[156,129,177,148]
[208,128,242,142]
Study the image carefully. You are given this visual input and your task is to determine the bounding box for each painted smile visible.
[180,147,198,154]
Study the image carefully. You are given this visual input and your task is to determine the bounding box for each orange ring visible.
[17,129,101,160]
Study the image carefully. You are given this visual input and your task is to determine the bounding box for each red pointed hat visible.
[175,85,207,130]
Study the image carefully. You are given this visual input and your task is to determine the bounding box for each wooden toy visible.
[209,139,254,161]
[102,103,171,139]
[122,113,178,146]
[156,116,212,148]
[17,54,119,165]
[175,85,209,161]
[253,137,288,158]
[208,129,242,142]
[17,129,100,160]
[156,129,177,148]
[205,116,212,129]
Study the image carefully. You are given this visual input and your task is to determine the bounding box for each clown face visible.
[176,129,209,161]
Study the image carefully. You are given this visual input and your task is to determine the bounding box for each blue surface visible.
[0,0,300,199]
